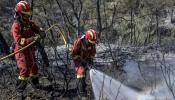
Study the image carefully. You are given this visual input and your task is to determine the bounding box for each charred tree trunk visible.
[66,0,83,36]
[55,0,72,43]
[42,6,56,43]
[96,0,102,39]
[156,9,160,47]
[29,1,50,67]
[0,33,9,55]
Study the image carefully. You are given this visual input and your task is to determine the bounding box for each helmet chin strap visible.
[14,12,30,24]
[22,14,30,20]
[85,39,91,46]
[14,12,23,22]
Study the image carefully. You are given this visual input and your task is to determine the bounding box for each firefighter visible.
[71,29,96,97]
[11,1,42,99]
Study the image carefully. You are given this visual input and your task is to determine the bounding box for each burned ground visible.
[1,44,175,100]
[0,44,128,100]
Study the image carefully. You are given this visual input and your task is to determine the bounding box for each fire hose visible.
[0,23,67,62]
[0,38,38,62]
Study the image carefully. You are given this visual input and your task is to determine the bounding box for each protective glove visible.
[39,31,46,39]
[33,34,41,41]
[9,42,15,60]
[88,60,94,66]
[80,60,87,66]
[84,59,93,69]
[10,42,15,53]
[39,28,46,39]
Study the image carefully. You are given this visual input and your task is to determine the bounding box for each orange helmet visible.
[85,29,96,44]
[15,1,32,16]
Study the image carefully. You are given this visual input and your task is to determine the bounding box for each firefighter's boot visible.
[30,77,41,89]
[78,78,87,97]
[16,80,27,100]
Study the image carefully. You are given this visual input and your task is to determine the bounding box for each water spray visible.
[89,68,154,100]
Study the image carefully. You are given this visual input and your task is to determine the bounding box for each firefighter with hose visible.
[11,1,45,99]
[71,29,97,98]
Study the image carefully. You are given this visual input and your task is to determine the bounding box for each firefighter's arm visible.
[31,22,40,33]
[88,46,96,65]
[71,39,81,60]
[11,23,38,47]
[90,45,96,59]
[32,22,46,39]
